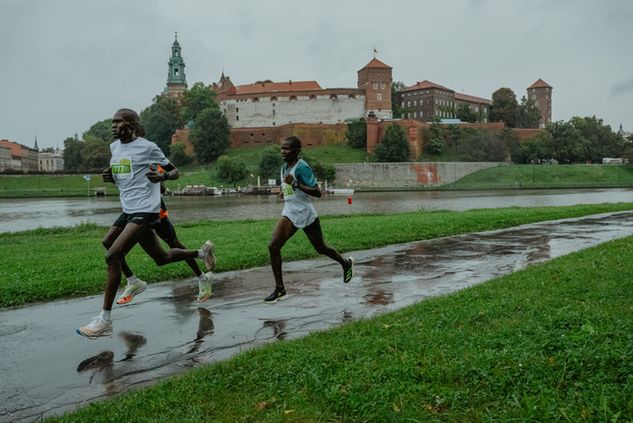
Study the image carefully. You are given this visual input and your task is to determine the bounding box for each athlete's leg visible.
[137,227,200,266]
[102,225,136,279]
[268,217,298,290]
[304,218,354,283]
[158,218,203,277]
[102,222,146,311]
[303,218,347,266]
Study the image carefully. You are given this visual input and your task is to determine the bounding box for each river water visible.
[2,188,633,233]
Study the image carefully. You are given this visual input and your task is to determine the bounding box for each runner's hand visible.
[284,174,294,184]
[102,167,114,183]
[146,168,165,183]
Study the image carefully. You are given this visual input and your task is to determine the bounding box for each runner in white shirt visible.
[78,108,216,339]
[264,136,354,303]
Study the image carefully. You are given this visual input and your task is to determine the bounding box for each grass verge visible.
[2,203,633,308]
[49,229,633,421]
[447,164,633,189]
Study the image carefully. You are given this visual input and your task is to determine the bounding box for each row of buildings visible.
[0,139,64,173]
[164,34,552,135]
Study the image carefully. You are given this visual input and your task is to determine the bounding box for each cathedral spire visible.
[165,32,187,98]
[34,136,39,151]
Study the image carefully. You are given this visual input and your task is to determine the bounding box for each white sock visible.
[127,275,139,285]
[100,309,112,321]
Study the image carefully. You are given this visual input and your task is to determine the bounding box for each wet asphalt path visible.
[2,211,633,422]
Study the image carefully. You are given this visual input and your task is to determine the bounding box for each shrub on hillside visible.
[375,124,410,162]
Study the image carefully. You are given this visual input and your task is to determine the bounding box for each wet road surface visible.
[2,211,633,422]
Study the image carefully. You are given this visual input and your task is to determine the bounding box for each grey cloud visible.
[611,76,633,97]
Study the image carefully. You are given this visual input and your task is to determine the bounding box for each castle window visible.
[236,107,239,113]
[349,94,356,99]
[252,97,259,102]
[377,93,382,100]
[373,83,378,89]
[310,95,317,100]
[236,115,239,121]
[271,96,277,101]
[330,94,337,99]
[289,95,297,101]
[175,69,179,76]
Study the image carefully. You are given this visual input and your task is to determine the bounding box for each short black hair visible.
[284,136,302,150]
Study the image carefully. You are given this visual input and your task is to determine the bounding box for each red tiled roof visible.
[359,58,392,70]
[402,80,454,93]
[528,78,552,89]
[0,140,26,158]
[454,92,492,105]
[235,81,322,95]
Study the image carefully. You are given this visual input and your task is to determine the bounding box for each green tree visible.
[511,131,554,163]
[490,88,518,128]
[391,81,407,118]
[169,143,193,166]
[82,136,111,170]
[258,145,283,179]
[516,96,540,129]
[570,116,625,162]
[190,108,231,163]
[455,104,479,123]
[63,136,84,172]
[374,124,410,162]
[140,95,183,156]
[181,82,219,123]
[83,119,113,143]
[425,122,445,155]
[547,121,590,163]
[302,152,336,182]
[216,155,248,185]
[346,119,366,149]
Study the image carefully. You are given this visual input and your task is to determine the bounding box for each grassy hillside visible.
[447,164,633,189]
[0,144,367,197]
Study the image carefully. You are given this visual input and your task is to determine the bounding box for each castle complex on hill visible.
[163,34,551,155]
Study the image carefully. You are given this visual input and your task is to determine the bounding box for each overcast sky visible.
[1,0,632,149]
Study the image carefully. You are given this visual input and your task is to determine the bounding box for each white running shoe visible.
[116,280,147,305]
[197,274,213,303]
[77,316,113,339]
[201,240,216,271]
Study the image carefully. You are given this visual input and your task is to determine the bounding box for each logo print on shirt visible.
[112,158,133,179]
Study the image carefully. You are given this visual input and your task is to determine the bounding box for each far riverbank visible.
[3,188,633,233]
[2,164,633,198]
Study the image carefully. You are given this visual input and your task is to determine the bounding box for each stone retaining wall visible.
[334,162,504,189]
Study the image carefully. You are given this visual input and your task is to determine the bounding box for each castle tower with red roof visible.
[357,58,393,120]
[527,78,552,128]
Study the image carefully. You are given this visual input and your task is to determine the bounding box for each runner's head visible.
[281,136,301,163]
[112,108,142,141]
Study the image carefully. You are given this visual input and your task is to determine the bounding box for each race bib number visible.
[111,158,133,180]
[281,182,295,200]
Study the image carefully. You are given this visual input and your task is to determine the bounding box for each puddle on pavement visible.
[2,211,633,422]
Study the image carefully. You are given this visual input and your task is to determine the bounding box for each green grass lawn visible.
[0,174,118,197]
[448,164,633,189]
[2,203,633,309]
[48,230,633,422]
[2,146,633,197]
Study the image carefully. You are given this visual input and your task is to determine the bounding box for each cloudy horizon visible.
[1,0,632,149]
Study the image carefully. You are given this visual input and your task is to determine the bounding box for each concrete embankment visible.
[334,161,503,189]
